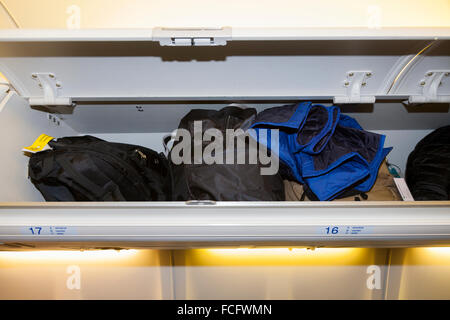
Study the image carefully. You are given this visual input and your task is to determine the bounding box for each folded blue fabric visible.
[251,102,391,201]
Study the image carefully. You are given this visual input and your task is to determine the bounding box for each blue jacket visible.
[251,102,392,200]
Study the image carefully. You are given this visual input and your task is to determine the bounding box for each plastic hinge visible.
[334,71,375,104]
[153,27,232,46]
[0,79,16,112]
[0,81,9,103]
[29,73,72,106]
[408,70,450,104]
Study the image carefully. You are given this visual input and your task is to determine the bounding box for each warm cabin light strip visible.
[0,249,139,262]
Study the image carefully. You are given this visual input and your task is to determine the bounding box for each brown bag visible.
[285,161,402,201]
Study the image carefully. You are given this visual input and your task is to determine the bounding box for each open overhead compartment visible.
[0,27,449,249]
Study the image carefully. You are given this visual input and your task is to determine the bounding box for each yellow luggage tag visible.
[23,134,55,153]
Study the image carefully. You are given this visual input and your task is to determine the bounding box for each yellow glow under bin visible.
[0,248,450,299]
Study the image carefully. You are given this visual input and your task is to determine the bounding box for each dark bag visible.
[28,135,172,201]
[169,106,285,201]
[406,125,450,200]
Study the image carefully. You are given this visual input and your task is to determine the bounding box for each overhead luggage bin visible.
[0,27,449,250]
[0,202,450,250]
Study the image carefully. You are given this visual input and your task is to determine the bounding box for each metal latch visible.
[334,71,375,104]
[29,73,72,106]
[408,70,450,104]
[153,27,232,46]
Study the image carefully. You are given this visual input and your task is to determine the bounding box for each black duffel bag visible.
[168,106,285,201]
[405,125,450,200]
[28,135,172,201]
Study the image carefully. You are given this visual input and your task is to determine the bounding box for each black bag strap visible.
[300,190,306,201]
[162,131,178,157]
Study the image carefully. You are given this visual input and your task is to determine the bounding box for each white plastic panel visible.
[390,248,450,299]
[230,27,450,40]
[0,37,448,101]
[392,41,450,97]
[0,51,405,99]
[0,28,449,42]
[1,248,449,300]
[0,202,449,248]
[0,249,172,299]
[171,248,387,300]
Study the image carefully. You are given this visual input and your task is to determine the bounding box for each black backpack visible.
[406,125,450,200]
[28,136,172,201]
[169,106,285,201]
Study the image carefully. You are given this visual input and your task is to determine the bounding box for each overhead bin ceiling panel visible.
[0,33,448,101]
